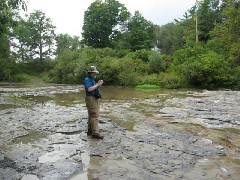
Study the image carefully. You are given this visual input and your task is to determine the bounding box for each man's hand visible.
[88,80,104,92]
[97,80,103,87]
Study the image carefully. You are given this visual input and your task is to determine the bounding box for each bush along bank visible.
[1,46,239,90]
[48,45,240,90]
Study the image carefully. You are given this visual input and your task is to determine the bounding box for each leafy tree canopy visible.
[126,11,155,51]
[25,10,56,61]
[0,0,27,34]
[82,0,130,48]
[56,34,81,56]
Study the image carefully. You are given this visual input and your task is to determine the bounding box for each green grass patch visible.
[7,95,32,104]
[135,84,160,90]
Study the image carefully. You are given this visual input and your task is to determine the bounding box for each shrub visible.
[51,50,77,83]
[172,43,208,65]
[137,74,159,86]
[206,38,225,55]
[118,71,140,86]
[126,50,150,62]
[148,52,172,74]
[117,57,147,86]
[98,57,120,85]
[39,72,52,83]
[227,66,240,90]
[13,73,32,82]
[182,51,230,88]
[159,72,186,89]
[0,58,15,81]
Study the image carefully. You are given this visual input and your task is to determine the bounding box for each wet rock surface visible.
[0,84,239,179]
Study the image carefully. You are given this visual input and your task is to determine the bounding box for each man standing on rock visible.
[84,66,104,139]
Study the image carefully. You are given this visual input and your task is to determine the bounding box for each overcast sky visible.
[26,0,196,37]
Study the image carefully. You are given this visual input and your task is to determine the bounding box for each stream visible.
[0,83,239,180]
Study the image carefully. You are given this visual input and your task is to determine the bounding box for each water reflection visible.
[20,86,168,107]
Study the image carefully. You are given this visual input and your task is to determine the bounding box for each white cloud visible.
[26,0,196,37]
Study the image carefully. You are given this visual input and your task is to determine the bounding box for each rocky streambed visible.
[0,84,239,180]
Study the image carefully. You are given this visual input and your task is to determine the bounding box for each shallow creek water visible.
[0,83,239,180]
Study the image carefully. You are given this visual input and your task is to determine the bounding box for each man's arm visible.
[87,80,103,92]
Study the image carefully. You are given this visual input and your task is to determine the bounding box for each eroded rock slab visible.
[0,84,239,179]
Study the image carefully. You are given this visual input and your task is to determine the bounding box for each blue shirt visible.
[84,76,100,96]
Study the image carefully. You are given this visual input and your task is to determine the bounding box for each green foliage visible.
[98,57,120,85]
[49,43,239,89]
[0,34,10,59]
[56,34,81,56]
[182,51,230,88]
[117,70,139,86]
[148,52,171,74]
[126,49,150,62]
[13,73,32,82]
[39,72,52,83]
[82,0,130,48]
[197,0,222,41]
[15,58,55,75]
[1,0,240,90]
[52,50,77,84]
[205,38,225,55]
[0,57,17,81]
[137,74,159,86]
[232,66,240,89]
[0,58,11,81]
[10,10,56,62]
[155,23,185,54]
[24,10,56,61]
[159,72,186,89]
[11,17,32,61]
[0,0,27,34]
[126,11,155,51]
[117,57,147,86]
[135,84,160,90]
[172,43,208,65]
[52,47,150,86]
[211,0,240,66]
[115,49,130,58]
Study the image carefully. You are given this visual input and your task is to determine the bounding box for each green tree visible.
[155,23,185,54]
[0,0,26,34]
[197,0,222,41]
[0,0,27,59]
[82,0,129,48]
[126,11,155,51]
[175,6,198,43]
[26,10,56,61]
[0,0,26,81]
[56,34,81,56]
[212,0,240,66]
[11,17,32,61]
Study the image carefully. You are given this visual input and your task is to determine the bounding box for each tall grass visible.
[135,84,160,89]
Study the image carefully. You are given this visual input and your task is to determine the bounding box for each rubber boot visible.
[91,117,104,139]
[87,120,92,136]
[92,133,104,139]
